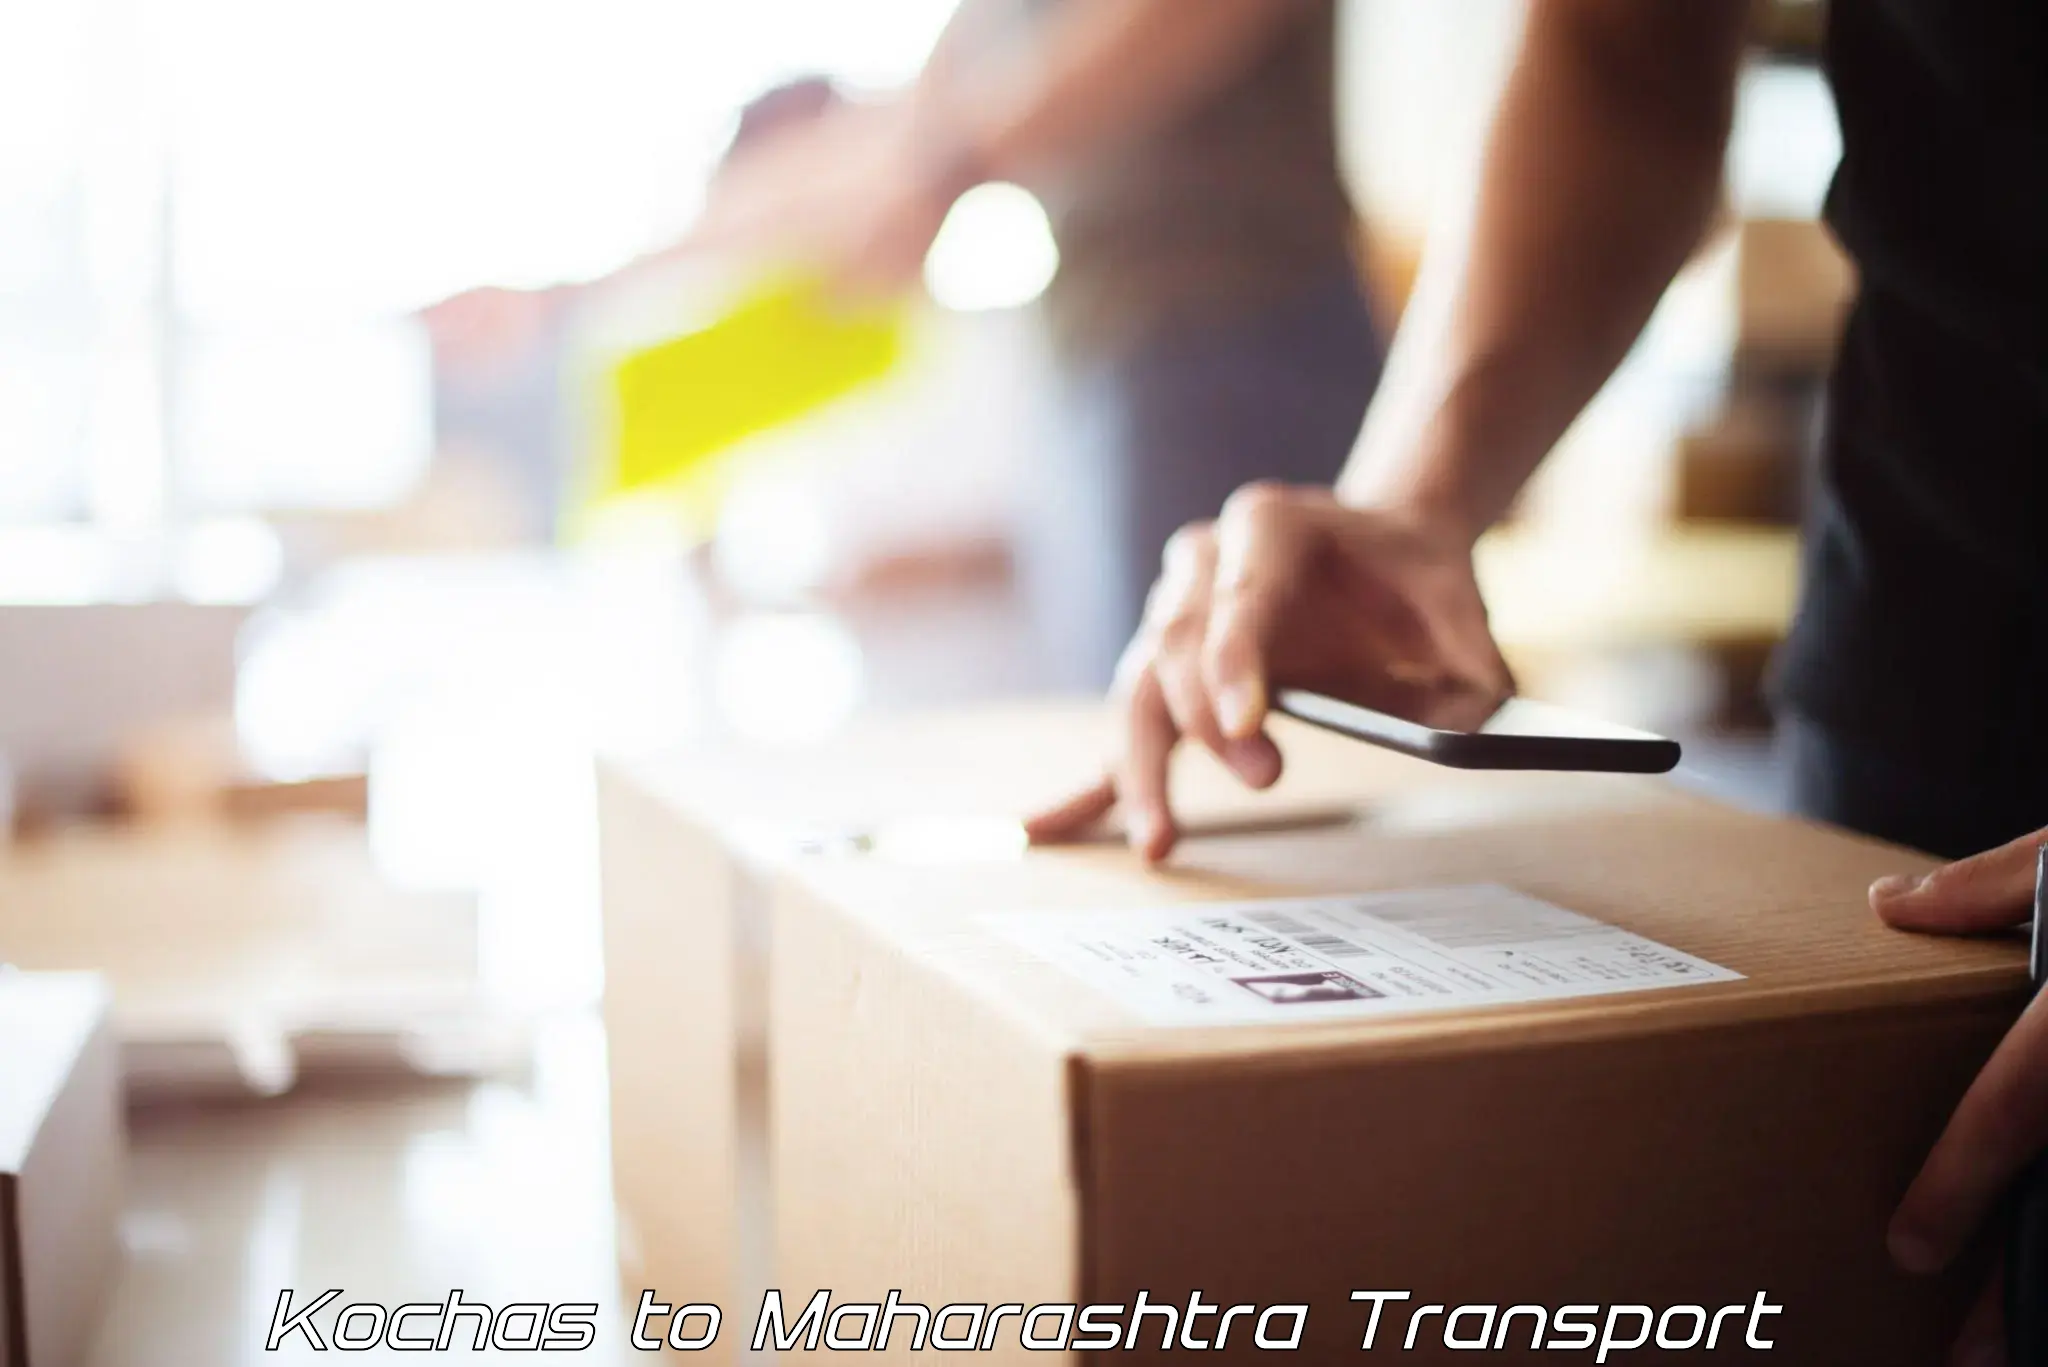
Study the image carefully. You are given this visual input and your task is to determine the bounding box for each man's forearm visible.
[1338,0,1750,543]
[911,0,1311,190]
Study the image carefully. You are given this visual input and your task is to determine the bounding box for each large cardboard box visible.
[597,702,1453,1354]
[769,761,2025,1364]
[0,602,250,817]
[1,971,122,1367]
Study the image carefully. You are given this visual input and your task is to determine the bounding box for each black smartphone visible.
[1273,687,1681,774]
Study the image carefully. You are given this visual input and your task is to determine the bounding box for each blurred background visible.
[1,0,1847,1357]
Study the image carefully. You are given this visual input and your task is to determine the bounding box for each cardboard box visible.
[0,602,250,817]
[1722,218,1855,374]
[109,713,370,825]
[0,822,490,1102]
[1672,401,1807,527]
[1652,218,1855,380]
[769,761,2025,1363]
[0,971,122,1367]
[597,702,1457,1354]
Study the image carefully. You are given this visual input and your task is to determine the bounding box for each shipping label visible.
[987,884,1741,1026]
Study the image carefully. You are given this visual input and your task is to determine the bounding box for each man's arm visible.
[910,0,1316,190]
[1339,0,1751,543]
[1026,0,1755,859]
[690,0,1313,289]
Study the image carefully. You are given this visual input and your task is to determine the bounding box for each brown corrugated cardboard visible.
[597,702,1470,1357]
[1724,217,1855,373]
[769,760,2025,1363]
[1673,402,1806,526]
[1,971,122,1367]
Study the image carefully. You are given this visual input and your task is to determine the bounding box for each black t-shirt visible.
[1773,0,2048,792]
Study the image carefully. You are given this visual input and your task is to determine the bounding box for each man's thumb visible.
[1871,833,2043,934]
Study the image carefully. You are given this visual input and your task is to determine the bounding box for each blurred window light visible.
[0,527,123,605]
[162,0,962,320]
[235,606,385,781]
[1338,0,1525,240]
[923,183,1060,313]
[177,321,433,511]
[711,460,840,605]
[1,0,960,530]
[0,523,276,605]
[712,612,864,746]
[1726,63,1842,219]
[0,329,92,521]
[0,2,89,193]
[172,516,284,605]
[80,319,170,531]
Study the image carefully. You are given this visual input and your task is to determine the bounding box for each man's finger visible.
[1116,670,1181,863]
[1206,485,1308,741]
[1203,515,1292,743]
[1149,525,1229,756]
[1872,832,2043,934]
[1156,640,1230,754]
[1890,994,2048,1274]
[1201,587,1275,742]
[1162,603,1282,789]
[1023,777,1117,846]
[1190,588,1281,787]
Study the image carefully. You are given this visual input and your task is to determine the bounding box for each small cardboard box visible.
[0,823,487,1102]
[596,702,1453,1353]
[768,763,2024,1364]
[0,602,250,817]
[1,971,122,1367]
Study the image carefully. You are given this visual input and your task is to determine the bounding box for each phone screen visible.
[1438,697,1671,743]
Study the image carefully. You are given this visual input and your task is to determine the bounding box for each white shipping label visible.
[987,884,1741,1026]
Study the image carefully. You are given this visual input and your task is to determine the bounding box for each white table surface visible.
[84,1014,660,1365]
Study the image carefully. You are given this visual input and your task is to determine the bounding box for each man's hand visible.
[1023,484,1513,862]
[1872,829,2048,1366]
[690,101,956,299]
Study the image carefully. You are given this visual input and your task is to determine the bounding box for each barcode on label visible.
[1249,912,1376,960]
[1367,896,1605,949]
